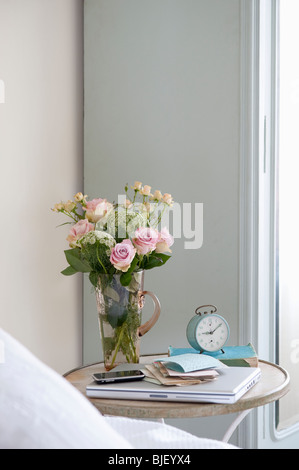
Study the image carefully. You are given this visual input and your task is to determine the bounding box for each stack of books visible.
[168,343,258,368]
[142,353,223,387]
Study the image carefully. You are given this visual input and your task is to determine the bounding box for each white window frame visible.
[239,0,262,447]
[240,0,299,448]
[239,0,277,448]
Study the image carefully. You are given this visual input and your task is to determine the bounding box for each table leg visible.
[222,409,251,443]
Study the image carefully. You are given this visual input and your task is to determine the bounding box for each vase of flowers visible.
[96,270,161,370]
[52,182,174,369]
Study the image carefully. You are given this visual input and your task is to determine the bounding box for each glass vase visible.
[95,271,160,371]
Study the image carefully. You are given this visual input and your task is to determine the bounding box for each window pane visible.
[277,0,299,431]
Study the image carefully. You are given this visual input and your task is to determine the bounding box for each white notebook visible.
[86,366,261,405]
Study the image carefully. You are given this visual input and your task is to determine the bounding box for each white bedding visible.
[105,417,237,449]
[0,328,237,449]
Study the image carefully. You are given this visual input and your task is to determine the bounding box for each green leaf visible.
[156,253,171,264]
[119,255,139,286]
[89,271,99,288]
[127,255,139,274]
[64,248,92,273]
[143,253,171,270]
[120,272,133,287]
[61,265,78,276]
[103,286,120,302]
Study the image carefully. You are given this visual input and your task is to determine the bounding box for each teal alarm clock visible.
[186,305,230,353]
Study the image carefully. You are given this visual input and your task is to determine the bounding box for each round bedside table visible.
[64,355,290,443]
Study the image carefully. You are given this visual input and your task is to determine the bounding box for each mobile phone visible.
[92,369,145,384]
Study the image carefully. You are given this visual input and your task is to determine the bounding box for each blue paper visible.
[168,344,257,361]
[155,353,223,373]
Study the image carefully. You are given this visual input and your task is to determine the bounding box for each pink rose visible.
[132,227,159,255]
[155,227,174,253]
[66,219,94,247]
[83,198,113,224]
[110,239,136,272]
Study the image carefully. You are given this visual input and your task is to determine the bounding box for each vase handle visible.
[138,291,161,337]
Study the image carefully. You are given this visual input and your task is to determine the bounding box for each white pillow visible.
[0,328,132,449]
[0,328,237,449]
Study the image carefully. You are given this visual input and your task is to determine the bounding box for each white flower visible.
[106,209,147,238]
[79,230,116,249]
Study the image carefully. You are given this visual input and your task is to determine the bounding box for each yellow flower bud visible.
[52,202,63,212]
[63,200,76,212]
[74,192,84,202]
[140,185,152,197]
[131,181,142,191]
[151,190,163,201]
[162,193,174,206]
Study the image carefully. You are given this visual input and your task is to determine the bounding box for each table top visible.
[64,356,290,419]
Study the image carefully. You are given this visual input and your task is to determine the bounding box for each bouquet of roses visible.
[52,182,174,288]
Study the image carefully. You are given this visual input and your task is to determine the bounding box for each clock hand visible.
[211,323,222,334]
[202,323,223,336]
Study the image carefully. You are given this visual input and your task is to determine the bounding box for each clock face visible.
[195,315,229,352]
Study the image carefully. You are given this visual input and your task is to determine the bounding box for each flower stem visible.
[154,203,167,229]
[110,323,126,368]
[61,210,79,223]
[128,335,138,362]
[96,243,108,274]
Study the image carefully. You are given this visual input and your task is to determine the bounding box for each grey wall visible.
[84,0,241,443]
